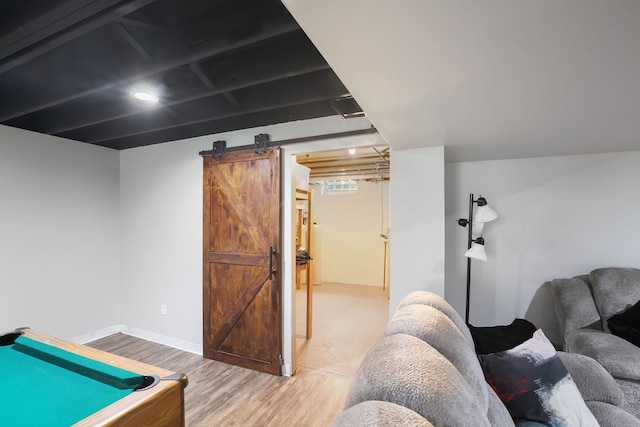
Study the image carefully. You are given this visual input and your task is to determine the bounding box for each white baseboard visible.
[123,327,203,355]
[73,324,127,343]
[282,364,292,376]
[73,325,203,356]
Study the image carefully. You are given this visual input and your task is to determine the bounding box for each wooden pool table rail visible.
[15,328,187,427]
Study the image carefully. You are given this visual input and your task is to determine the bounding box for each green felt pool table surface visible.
[0,329,187,427]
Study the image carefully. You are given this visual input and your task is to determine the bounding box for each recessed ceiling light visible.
[131,91,159,103]
[348,148,356,155]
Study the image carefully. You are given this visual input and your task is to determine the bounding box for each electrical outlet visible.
[161,304,167,316]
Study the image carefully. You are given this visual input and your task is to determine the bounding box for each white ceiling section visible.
[281,0,640,162]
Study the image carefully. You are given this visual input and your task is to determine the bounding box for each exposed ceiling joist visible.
[297,147,390,180]
[112,21,152,61]
[61,68,347,143]
[188,61,240,108]
[113,16,164,32]
[0,12,299,122]
[26,33,329,136]
[0,0,158,74]
[0,0,364,149]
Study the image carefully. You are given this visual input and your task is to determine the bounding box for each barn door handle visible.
[269,246,277,280]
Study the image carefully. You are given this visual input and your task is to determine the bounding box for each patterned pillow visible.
[478,329,598,426]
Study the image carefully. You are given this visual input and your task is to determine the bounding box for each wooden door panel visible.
[209,161,271,255]
[208,264,267,347]
[203,148,281,375]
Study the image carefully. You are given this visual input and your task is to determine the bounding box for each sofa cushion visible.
[396,291,474,346]
[344,333,491,427]
[551,277,603,336]
[565,329,640,381]
[584,401,640,427]
[478,330,598,426]
[385,303,488,411]
[608,299,640,347]
[333,401,433,427]
[557,351,625,406]
[590,267,640,332]
[615,379,640,418]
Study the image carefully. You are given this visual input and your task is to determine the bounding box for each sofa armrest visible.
[344,333,491,427]
[557,351,625,406]
[566,329,640,381]
[333,401,433,427]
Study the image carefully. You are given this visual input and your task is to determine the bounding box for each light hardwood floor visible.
[88,283,389,427]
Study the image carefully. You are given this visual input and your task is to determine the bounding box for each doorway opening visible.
[292,146,390,376]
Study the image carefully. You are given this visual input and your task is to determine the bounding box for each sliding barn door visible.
[203,148,282,375]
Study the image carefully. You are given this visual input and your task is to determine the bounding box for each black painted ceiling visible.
[0,0,362,150]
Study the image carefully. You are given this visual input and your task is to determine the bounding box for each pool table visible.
[0,328,188,427]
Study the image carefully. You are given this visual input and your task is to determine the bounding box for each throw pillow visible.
[469,318,537,354]
[607,299,640,347]
[478,329,599,426]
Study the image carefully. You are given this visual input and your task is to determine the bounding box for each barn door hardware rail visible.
[254,133,269,156]
[210,140,226,160]
[199,126,378,158]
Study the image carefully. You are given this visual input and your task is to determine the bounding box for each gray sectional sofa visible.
[334,290,639,426]
[551,267,640,418]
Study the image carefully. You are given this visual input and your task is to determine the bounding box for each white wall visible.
[445,151,640,344]
[0,125,120,339]
[119,138,204,351]
[312,180,389,287]
[389,147,446,313]
[118,115,383,369]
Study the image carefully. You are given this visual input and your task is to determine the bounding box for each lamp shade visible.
[471,221,484,236]
[474,204,498,223]
[465,239,487,261]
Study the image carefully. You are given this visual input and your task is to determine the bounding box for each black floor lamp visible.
[457,194,498,324]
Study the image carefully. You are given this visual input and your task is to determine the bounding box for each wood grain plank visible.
[87,333,350,427]
[208,252,269,266]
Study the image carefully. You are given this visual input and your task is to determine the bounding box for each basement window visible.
[325,179,358,194]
